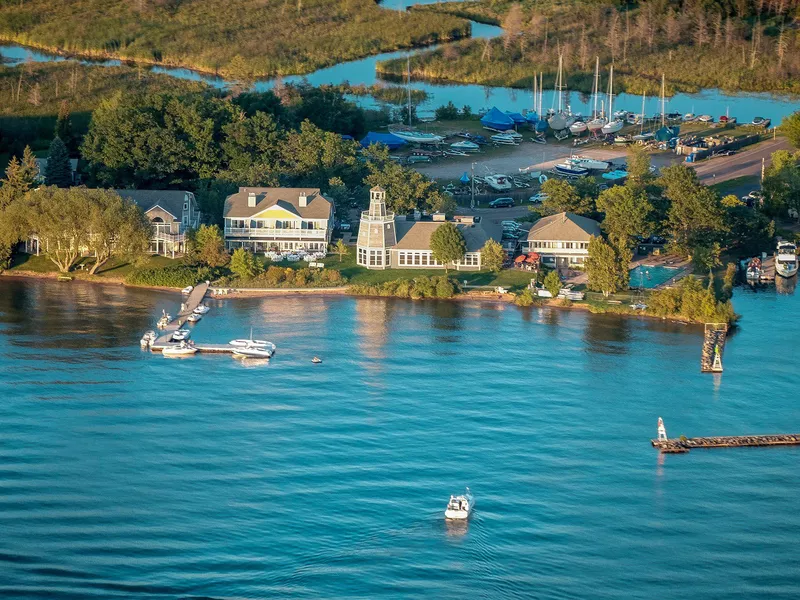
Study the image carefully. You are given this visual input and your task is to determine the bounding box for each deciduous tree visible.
[540,179,595,216]
[332,239,349,262]
[229,247,263,279]
[429,222,466,272]
[585,235,625,297]
[193,224,228,267]
[596,184,653,248]
[481,238,505,273]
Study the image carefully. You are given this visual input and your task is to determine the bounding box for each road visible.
[691,137,789,185]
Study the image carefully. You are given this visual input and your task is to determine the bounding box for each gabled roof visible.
[527,212,601,242]
[224,187,332,220]
[115,189,190,221]
[393,220,500,252]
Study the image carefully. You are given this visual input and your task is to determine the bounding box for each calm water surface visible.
[1,277,799,598]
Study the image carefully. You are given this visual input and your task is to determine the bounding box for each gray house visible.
[115,190,200,256]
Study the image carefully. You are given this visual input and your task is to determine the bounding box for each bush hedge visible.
[350,276,458,299]
[125,264,219,288]
[218,265,347,288]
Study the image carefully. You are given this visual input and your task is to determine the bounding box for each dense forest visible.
[378,0,800,94]
[0,0,469,78]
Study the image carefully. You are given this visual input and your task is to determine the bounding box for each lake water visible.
[1,277,800,598]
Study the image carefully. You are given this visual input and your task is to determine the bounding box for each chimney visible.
[247,191,256,208]
[299,191,308,207]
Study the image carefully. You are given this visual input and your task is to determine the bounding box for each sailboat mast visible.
[593,57,599,118]
[640,91,646,134]
[557,54,564,113]
[407,55,412,127]
[539,72,544,115]
[660,73,666,129]
[607,65,614,120]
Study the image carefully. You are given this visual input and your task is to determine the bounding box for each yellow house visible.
[223,187,334,253]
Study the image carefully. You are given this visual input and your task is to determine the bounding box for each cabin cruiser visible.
[171,328,191,342]
[444,488,474,520]
[554,163,589,177]
[390,129,444,144]
[140,330,157,347]
[187,312,202,323]
[775,240,798,278]
[232,346,274,359]
[746,257,762,281]
[484,174,514,191]
[193,304,210,315]
[162,341,197,357]
[567,156,610,171]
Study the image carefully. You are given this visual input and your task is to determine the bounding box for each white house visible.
[526,211,601,268]
[115,189,200,256]
[223,187,334,253]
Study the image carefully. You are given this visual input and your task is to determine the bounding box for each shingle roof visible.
[393,220,499,252]
[224,187,332,220]
[527,212,601,242]
[114,189,189,220]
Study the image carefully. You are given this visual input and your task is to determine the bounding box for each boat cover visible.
[654,126,672,142]
[505,111,527,124]
[460,172,470,184]
[360,132,407,150]
[525,111,539,123]
[481,107,515,130]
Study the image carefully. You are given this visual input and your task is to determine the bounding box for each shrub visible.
[515,289,534,306]
[126,264,219,288]
[350,275,458,299]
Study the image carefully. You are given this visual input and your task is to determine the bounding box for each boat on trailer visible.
[554,163,589,177]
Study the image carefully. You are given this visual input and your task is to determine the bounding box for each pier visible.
[701,322,727,373]
[652,418,800,453]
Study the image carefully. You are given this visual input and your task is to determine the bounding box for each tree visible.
[44,137,72,188]
[585,236,625,297]
[481,239,505,272]
[540,179,595,216]
[783,111,800,149]
[55,100,74,150]
[0,146,39,269]
[332,239,349,262]
[220,110,283,186]
[761,150,800,218]
[282,119,360,188]
[429,222,466,272]
[544,270,562,297]
[596,185,653,249]
[626,144,653,183]
[85,189,152,274]
[363,145,442,214]
[193,224,228,267]
[229,247,262,279]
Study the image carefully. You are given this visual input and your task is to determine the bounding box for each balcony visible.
[224,227,327,239]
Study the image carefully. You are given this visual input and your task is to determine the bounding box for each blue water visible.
[1,277,800,598]
[630,265,685,289]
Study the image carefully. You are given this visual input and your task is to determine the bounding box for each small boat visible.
[746,257,762,281]
[567,156,610,171]
[554,163,589,177]
[613,109,629,120]
[140,330,157,347]
[751,116,771,128]
[193,304,210,315]
[171,328,191,342]
[230,338,272,348]
[601,119,624,135]
[569,121,587,135]
[490,133,519,145]
[683,113,696,121]
[233,346,274,359]
[484,174,514,191]
[181,286,193,295]
[444,488,474,520]
[162,342,197,357]
[587,117,606,133]
[187,313,202,323]
[775,240,798,278]
[390,129,444,144]
[450,141,480,152]
[697,114,714,123]
[602,169,628,182]
[156,310,172,329]
[312,357,322,364]
[632,132,655,142]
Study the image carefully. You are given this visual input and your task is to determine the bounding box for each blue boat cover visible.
[460,172,470,184]
[340,134,354,141]
[525,111,539,123]
[505,111,527,124]
[654,126,672,142]
[535,119,549,132]
[360,132,407,150]
[480,107,515,130]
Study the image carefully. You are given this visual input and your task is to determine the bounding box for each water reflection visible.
[775,276,797,296]
[354,298,393,362]
[583,314,631,355]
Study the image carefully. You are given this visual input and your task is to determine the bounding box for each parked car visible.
[528,192,549,203]
[489,197,515,208]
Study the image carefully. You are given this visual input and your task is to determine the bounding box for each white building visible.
[526,211,601,268]
[223,187,334,253]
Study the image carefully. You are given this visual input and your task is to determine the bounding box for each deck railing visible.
[224,227,326,239]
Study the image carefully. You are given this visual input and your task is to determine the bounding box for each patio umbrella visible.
[460,172,470,185]
[514,255,527,263]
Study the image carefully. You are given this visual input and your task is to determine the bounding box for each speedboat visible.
[312,356,322,364]
[746,257,762,281]
[450,141,480,152]
[232,346,274,359]
[181,286,193,295]
[140,330,157,347]
[568,156,610,171]
[490,133,519,145]
[601,119,624,134]
[162,342,197,357]
[193,304,210,315]
[157,311,172,328]
[484,174,514,191]
[171,328,191,342]
[390,129,444,144]
[554,163,589,177]
[444,488,474,520]
[569,121,588,135]
[775,240,798,278]
[187,313,202,323]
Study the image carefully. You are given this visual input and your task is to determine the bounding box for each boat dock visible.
[759,255,776,281]
[149,341,245,354]
[151,282,211,348]
[652,419,800,453]
[700,322,727,373]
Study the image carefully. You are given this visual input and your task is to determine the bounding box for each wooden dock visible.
[700,322,727,373]
[150,341,243,354]
[152,282,210,346]
[652,434,800,453]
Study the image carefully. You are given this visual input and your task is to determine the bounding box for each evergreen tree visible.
[55,100,74,150]
[429,222,466,272]
[44,137,72,188]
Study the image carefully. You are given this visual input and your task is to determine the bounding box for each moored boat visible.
[140,330,157,347]
[171,328,191,342]
[746,257,762,281]
[775,240,798,278]
[162,341,197,357]
[187,313,202,323]
[232,346,274,359]
[444,488,474,520]
[193,304,210,315]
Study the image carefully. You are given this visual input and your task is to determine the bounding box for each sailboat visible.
[632,91,654,141]
[390,55,444,144]
[587,58,606,134]
[601,65,624,135]
[548,55,568,131]
[654,74,675,142]
[535,72,549,133]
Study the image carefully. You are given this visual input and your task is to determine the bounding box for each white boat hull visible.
[444,492,475,520]
[569,122,588,135]
[587,119,606,132]
[601,120,624,134]
[162,347,197,357]
[776,263,798,278]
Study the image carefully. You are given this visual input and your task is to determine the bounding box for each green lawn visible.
[8,253,181,278]
[710,175,760,197]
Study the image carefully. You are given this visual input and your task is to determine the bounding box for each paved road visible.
[692,137,789,185]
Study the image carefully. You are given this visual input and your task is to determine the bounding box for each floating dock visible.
[701,322,727,373]
[652,418,800,453]
[152,282,209,347]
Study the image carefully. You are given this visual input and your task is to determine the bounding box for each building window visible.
[358,248,367,266]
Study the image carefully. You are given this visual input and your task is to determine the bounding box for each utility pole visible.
[470,162,476,210]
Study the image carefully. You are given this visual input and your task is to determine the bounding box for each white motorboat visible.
[193,304,210,315]
[162,342,197,357]
[697,114,714,123]
[181,286,193,295]
[187,313,202,323]
[554,163,589,177]
[390,129,444,144]
[683,113,696,122]
[569,121,588,135]
[232,346,274,359]
[312,356,323,364]
[171,328,191,342]
[632,132,655,141]
[140,330,157,347]
[450,141,480,152]
[775,240,798,278]
[746,257,762,281]
[568,156,610,171]
[484,174,514,191]
[157,310,172,329]
[490,133,519,145]
[230,338,271,347]
[444,488,474,520]
[601,119,624,134]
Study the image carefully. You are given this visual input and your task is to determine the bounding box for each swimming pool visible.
[629,264,684,288]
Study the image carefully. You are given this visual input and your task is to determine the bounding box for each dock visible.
[700,322,727,373]
[652,418,800,453]
[152,282,209,346]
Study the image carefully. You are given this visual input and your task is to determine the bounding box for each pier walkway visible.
[153,282,209,346]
